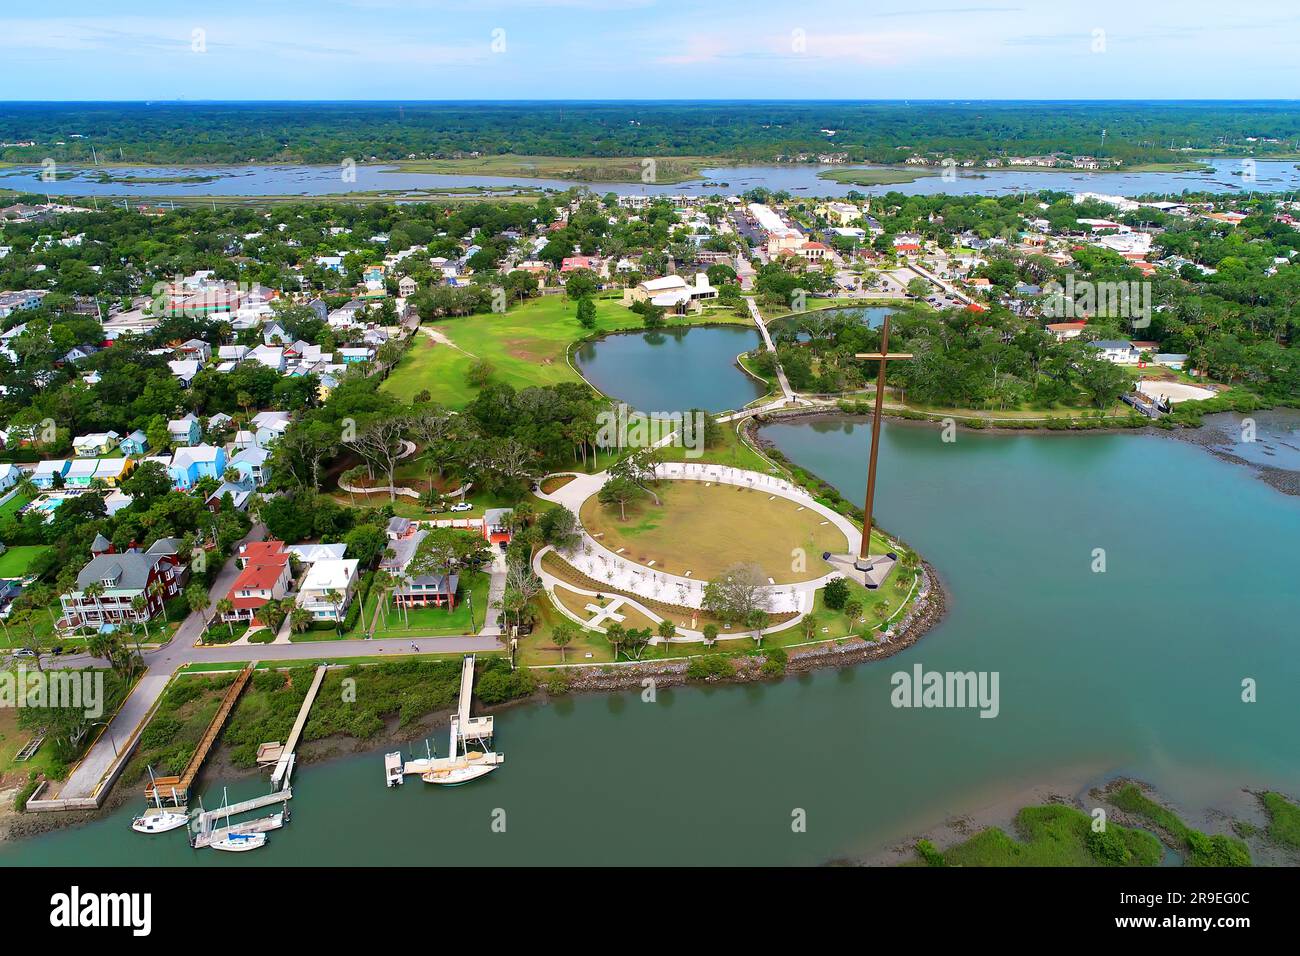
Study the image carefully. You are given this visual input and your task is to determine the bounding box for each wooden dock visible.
[270,664,326,788]
[456,655,493,748]
[147,662,255,806]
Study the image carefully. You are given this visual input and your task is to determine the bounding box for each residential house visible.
[339,347,373,365]
[284,542,347,565]
[1046,322,1089,341]
[230,445,271,486]
[248,345,286,371]
[59,538,188,629]
[64,458,100,488]
[119,430,149,456]
[0,462,19,494]
[205,478,253,512]
[72,432,121,457]
[92,458,134,486]
[297,558,360,622]
[178,339,212,363]
[31,459,70,489]
[220,542,293,623]
[1087,340,1142,364]
[168,444,227,489]
[167,414,202,447]
[168,359,202,386]
[250,410,292,446]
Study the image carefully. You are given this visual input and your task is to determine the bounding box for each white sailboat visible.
[421,716,501,786]
[211,831,268,852]
[132,766,189,834]
[206,786,272,852]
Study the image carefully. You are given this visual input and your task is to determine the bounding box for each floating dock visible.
[190,788,292,849]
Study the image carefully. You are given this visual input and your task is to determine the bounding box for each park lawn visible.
[382,295,740,408]
[0,599,66,648]
[0,545,49,579]
[0,494,30,521]
[654,421,781,477]
[518,589,616,666]
[367,570,491,639]
[0,703,67,783]
[578,479,848,584]
[925,805,1162,867]
[383,295,643,407]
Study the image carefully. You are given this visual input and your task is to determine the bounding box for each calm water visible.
[5,157,1297,198]
[6,413,1299,866]
[573,325,764,414]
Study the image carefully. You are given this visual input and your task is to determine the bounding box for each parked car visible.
[450,502,473,513]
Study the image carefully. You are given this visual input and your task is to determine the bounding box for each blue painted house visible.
[168,444,227,490]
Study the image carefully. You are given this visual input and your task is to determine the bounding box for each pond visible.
[573,324,766,414]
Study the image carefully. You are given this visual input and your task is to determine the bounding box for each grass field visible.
[578,480,849,584]
[0,545,48,579]
[0,494,30,521]
[382,295,743,408]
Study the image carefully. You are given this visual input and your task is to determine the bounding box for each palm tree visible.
[324,589,343,634]
[130,594,150,645]
[215,597,235,638]
[186,584,211,641]
[552,620,576,664]
[290,606,312,637]
[81,582,106,629]
[14,473,38,503]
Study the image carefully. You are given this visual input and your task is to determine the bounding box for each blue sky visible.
[1,0,1297,100]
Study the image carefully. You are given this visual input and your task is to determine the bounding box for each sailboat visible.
[132,766,189,834]
[421,716,500,786]
[206,786,271,852]
[211,831,268,852]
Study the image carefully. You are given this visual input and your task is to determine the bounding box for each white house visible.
[296,558,360,622]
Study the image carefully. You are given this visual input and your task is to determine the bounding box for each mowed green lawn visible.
[579,481,849,584]
[0,545,49,579]
[382,295,745,408]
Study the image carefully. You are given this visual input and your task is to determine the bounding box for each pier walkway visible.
[271,664,327,788]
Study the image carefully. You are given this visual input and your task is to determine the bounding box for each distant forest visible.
[1,101,1298,166]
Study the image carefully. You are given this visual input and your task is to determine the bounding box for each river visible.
[3,157,1297,200]
[6,397,1299,865]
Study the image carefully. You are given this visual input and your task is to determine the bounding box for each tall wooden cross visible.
[854,313,912,573]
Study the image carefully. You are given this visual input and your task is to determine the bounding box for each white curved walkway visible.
[535,462,860,614]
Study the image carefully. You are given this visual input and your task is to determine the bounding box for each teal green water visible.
[6,415,1298,866]
[574,325,764,414]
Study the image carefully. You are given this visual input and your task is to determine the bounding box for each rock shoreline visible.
[545,562,945,694]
